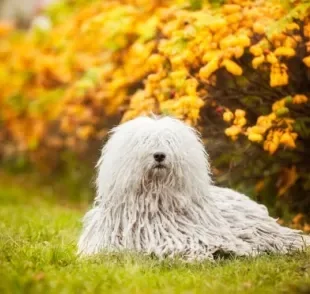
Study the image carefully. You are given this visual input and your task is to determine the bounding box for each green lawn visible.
[0,184,309,294]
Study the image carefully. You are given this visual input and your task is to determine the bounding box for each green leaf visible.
[189,0,203,10]
[294,118,310,138]
[5,94,27,114]
[284,95,293,104]
[240,96,261,108]
[209,0,225,8]
[275,107,289,117]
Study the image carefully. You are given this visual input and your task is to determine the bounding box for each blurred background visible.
[0,0,309,231]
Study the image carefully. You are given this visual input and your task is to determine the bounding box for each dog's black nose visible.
[153,152,166,162]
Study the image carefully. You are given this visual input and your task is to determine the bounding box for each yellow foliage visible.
[1,0,308,140]
[199,58,220,79]
[270,63,289,87]
[263,140,279,155]
[222,4,241,15]
[252,55,265,69]
[202,50,221,63]
[252,22,265,34]
[222,59,243,76]
[293,94,308,104]
[255,180,265,193]
[0,0,309,219]
[247,126,267,135]
[279,132,297,149]
[277,166,298,197]
[274,47,296,57]
[223,111,234,122]
[76,125,95,140]
[293,213,304,224]
[266,53,278,64]
[225,125,242,137]
[302,56,310,67]
[248,133,264,142]
[235,109,246,118]
[250,45,263,57]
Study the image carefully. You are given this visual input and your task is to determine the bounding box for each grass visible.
[0,183,310,294]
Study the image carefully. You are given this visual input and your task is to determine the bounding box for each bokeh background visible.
[0,0,309,231]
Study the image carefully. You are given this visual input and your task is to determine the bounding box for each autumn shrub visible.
[0,0,309,228]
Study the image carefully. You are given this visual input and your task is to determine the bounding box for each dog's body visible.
[78,116,309,260]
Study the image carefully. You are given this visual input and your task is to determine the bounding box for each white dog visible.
[78,115,309,260]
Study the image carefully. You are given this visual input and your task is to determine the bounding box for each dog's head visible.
[96,115,211,195]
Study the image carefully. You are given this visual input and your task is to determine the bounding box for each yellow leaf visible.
[223,111,234,122]
[222,59,243,76]
[248,133,263,142]
[277,166,298,197]
[292,213,304,225]
[303,56,310,67]
[255,180,265,193]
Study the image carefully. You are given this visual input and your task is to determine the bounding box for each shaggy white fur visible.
[77,115,309,261]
